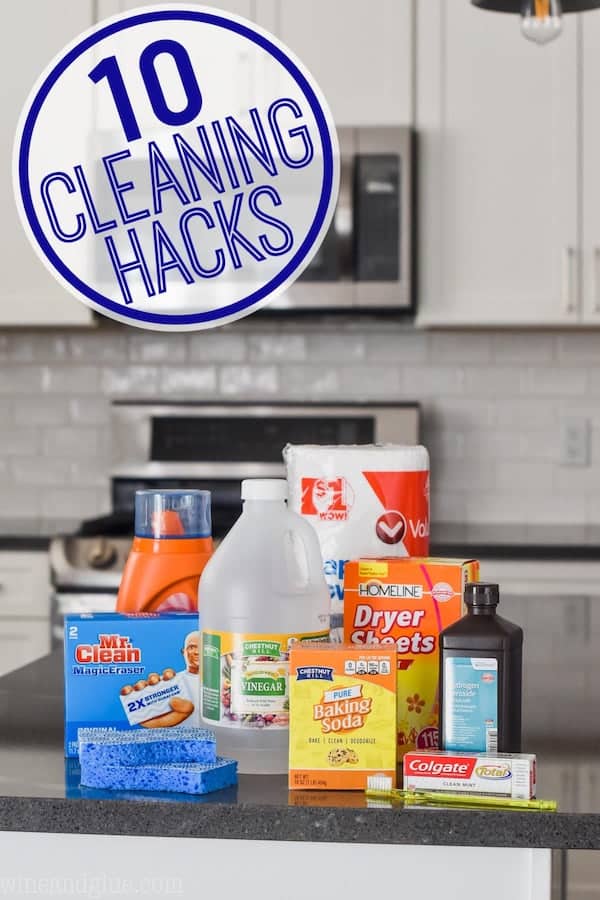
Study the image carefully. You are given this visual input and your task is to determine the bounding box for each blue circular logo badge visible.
[14,5,339,330]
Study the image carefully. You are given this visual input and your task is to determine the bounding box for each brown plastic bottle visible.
[439,583,523,753]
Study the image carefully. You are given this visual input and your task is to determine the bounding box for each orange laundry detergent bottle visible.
[117,489,213,613]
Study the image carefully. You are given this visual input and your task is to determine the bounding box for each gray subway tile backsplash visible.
[0,323,598,524]
[43,365,100,394]
[11,457,71,486]
[365,332,429,363]
[219,364,279,396]
[491,332,555,364]
[405,364,466,397]
[430,332,492,364]
[279,365,340,398]
[14,396,70,426]
[40,487,107,519]
[68,333,129,363]
[188,332,247,363]
[42,426,108,459]
[521,366,588,397]
[337,364,403,401]
[2,427,41,457]
[0,485,42,516]
[128,333,188,364]
[247,334,307,362]
[556,333,600,364]
[306,333,366,362]
[0,366,46,394]
[68,396,111,426]
[159,366,217,395]
[99,366,160,396]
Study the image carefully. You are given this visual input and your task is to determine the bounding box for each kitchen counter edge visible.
[0,653,599,849]
[1,792,599,850]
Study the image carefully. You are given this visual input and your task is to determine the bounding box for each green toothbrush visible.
[365,779,557,811]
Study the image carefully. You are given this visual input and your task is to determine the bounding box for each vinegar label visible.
[201,629,328,730]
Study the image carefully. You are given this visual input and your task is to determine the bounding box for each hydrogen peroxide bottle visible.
[199,479,330,774]
[439,583,523,754]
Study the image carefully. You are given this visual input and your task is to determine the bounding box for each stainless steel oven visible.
[109,400,420,538]
[49,399,421,646]
[111,400,419,476]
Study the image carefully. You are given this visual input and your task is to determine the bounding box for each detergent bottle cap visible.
[134,489,211,539]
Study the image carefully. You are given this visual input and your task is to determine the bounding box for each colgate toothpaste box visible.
[344,557,479,758]
[403,750,537,799]
[64,613,199,757]
[284,444,431,639]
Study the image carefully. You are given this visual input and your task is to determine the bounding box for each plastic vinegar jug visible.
[199,479,330,774]
[117,490,213,613]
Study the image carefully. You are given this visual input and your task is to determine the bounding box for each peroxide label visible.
[444,657,499,753]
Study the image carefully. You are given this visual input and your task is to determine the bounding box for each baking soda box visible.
[288,643,397,790]
[343,558,479,758]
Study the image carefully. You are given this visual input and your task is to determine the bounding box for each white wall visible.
[0,321,598,526]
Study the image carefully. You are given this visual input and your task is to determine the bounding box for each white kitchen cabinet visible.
[98,1,253,21]
[566,763,600,900]
[582,14,600,324]
[0,552,50,619]
[97,1,412,127]
[0,619,50,678]
[0,552,51,677]
[566,863,599,900]
[416,2,579,327]
[96,0,256,130]
[269,0,413,126]
[1,1,94,326]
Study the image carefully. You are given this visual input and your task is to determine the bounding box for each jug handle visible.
[281,528,310,592]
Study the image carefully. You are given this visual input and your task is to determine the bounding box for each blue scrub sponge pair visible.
[78,727,237,795]
[78,727,217,766]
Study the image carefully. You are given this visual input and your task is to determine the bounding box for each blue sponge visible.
[78,727,216,767]
[80,757,238,795]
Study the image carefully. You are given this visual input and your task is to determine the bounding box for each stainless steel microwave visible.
[92,126,414,316]
[269,126,415,313]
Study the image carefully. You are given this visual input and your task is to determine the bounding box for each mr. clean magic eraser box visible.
[64,613,200,757]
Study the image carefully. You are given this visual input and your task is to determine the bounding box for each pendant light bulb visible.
[521,0,563,44]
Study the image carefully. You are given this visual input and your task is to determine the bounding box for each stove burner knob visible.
[87,539,118,570]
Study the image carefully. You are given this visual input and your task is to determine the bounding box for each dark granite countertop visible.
[1,652,600,849]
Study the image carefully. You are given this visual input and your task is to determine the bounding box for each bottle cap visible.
[241,479,287,502]
[134,489,211,539]
[464,582,500,608]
